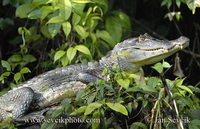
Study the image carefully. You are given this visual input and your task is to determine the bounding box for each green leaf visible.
[48,23,62,38]
[32,0,49,5]
[126,86,142,92]
[117,79,130,89]
[20,67,31,74]
[189,119,200,129]
[142,100,148,108]
[147,77,160,88]
[61,53,68,66]
[96,30,115,47]
[1,60,11,71]
[92,110,100,129]
[47,16,64,24]
[163,60,171,68]
[176,13,182,21]
[54,50,65,63]
[16,4,34,18]
[74,25,88,39]
[51,106,64,118]
[161,0,168,7]
[130,122,147,129]
[23,54,36,63]
[128,73,140,80]
[41,6,54,22]
[72,13,81,26]
[67,47,77,64]
[72,0,94,4]
[8,55,22,62]
[62,21,71,40]
[84,102,102,116]
[175,78,185,86]
[40,86,50,92]
[167,0,172,8]
[93,0,108,13]
[41,25,51,38]
[41,122,56,129]
[177,85,194,95]
[71,106,87,115]
[1,72,11,77]
[106,16,122,43]
[75,45,92,58]
[71,2,85,15]
[176,0,181,8]
[28,9,42,19]
[59,0,72,20]
[112,11,131,30]
[76,89,85,100]
[87,93,96,104]
[106,102,128,116]
[152,62,163,73]
[141,85,158,93]
[14,72,21,83]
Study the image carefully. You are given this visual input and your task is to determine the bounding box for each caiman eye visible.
[138,37,149,42]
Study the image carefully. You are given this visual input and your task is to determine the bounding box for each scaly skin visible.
[0,34,189,122]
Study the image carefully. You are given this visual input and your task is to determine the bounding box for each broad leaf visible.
[106,102,128,116]
[106,16,122,43]
[1,60,11,71]
[28,9,42,19]
[96,30,115,47]
[75,45,92,58]
[14,72,21,83]
[62,21,71,40]
[92,110,100,129]
[140,85,158,93]
[84,102,102,116]
[41,6,54,22]
[177,85,194,95]
[16,4,34,18]
[117,79,130,89]
[163,60,171,68]
[152,62,163,73]
[72,0,94,4]
[48,23,62,38]
[32,0,49,5]
[67,47,77,64]
[23,54,37,63]
[72,13,81,26]
[71,106,87,115]
[59,0,72,20]
[20,67,31,74]
[8,55,22,62]
[61,53,68,66]
[54,50,65,63]
[47,16,64,24]
[74,25,88,39]
[130,122,147,129]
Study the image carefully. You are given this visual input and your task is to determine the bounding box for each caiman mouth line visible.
[132,45,176,51]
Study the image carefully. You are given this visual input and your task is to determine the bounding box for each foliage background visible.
[0,0,200,128]
[0,0,200,87]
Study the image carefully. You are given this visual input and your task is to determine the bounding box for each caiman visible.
[0,34,189,122]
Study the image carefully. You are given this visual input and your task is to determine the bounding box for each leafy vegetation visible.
[36,61,200,129]
[0,0,200,129]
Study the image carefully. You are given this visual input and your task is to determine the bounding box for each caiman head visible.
[100,33,190,73]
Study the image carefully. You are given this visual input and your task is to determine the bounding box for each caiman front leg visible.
[0,87,35,122]
[77,72,102,83]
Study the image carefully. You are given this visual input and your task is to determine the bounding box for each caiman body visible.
[0,34,189,122]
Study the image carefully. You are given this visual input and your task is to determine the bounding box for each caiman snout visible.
[173,36,190,49]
